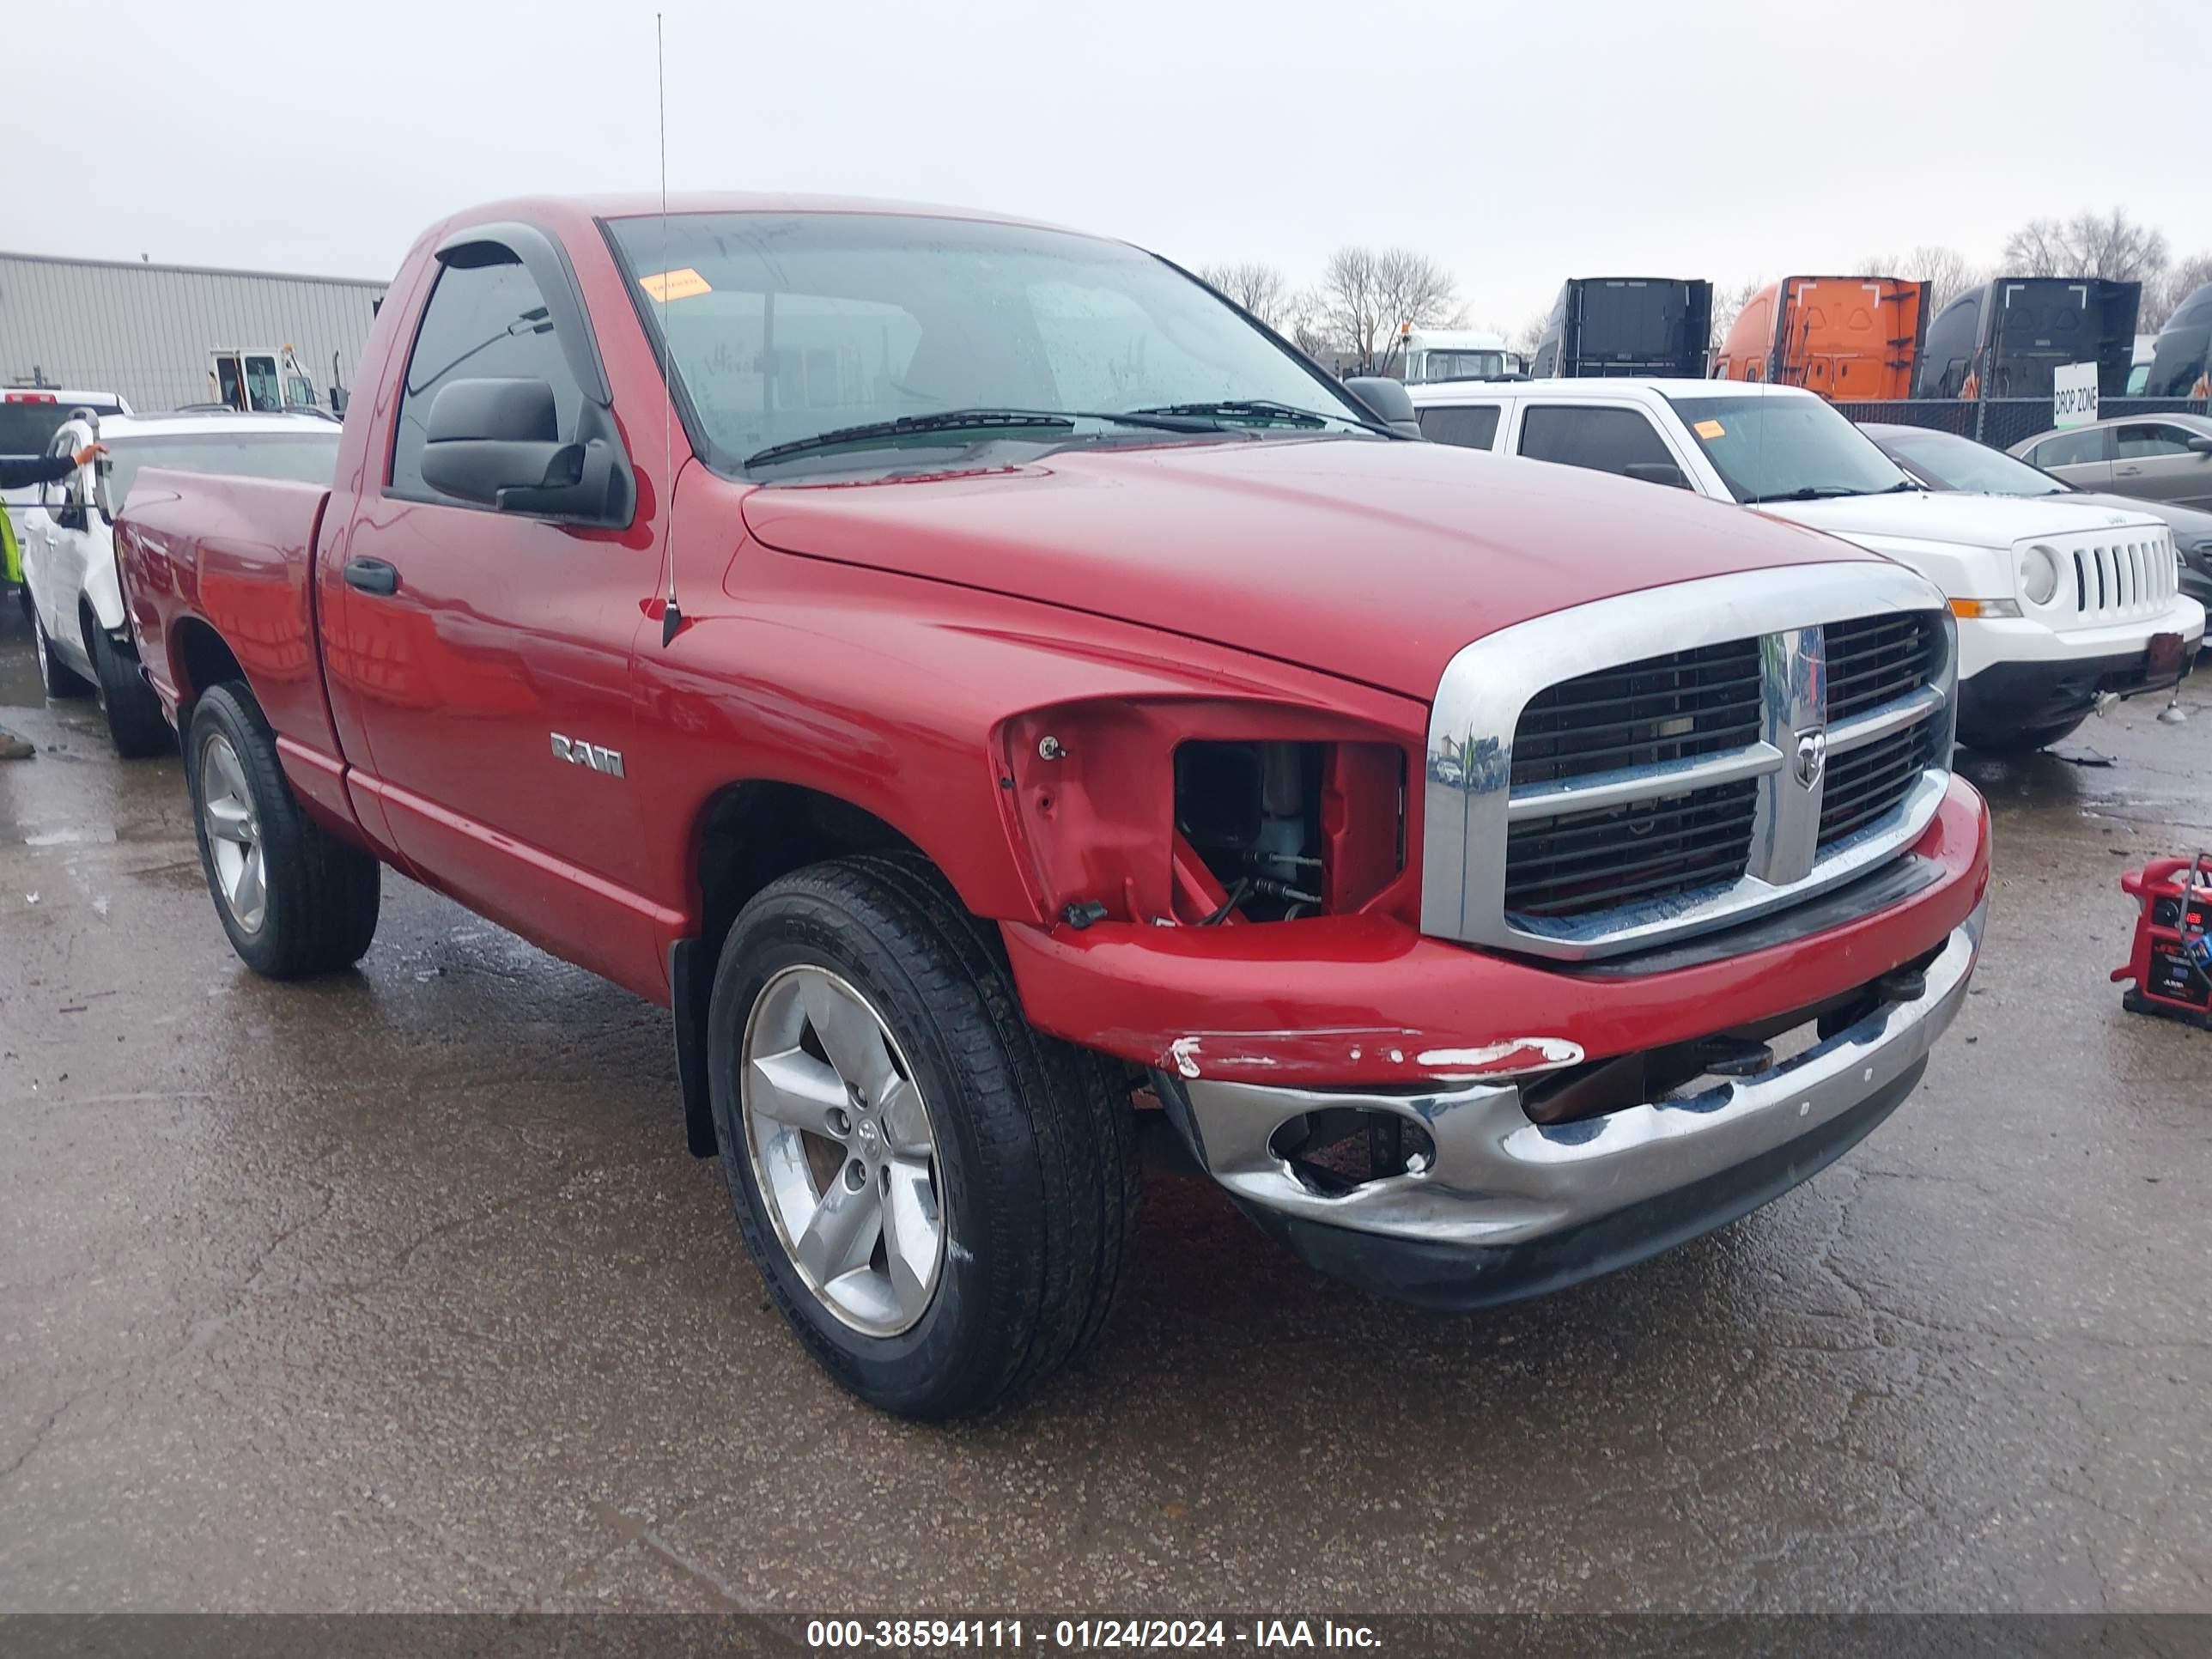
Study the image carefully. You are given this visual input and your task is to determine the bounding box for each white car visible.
[1406,378,2205,752]
[20,409,341,755]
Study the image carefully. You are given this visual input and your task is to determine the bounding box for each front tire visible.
[89,622,173,757]
[1964,714,2088,755]
[32,608,93,698]
[185,683,380,977]
[707,854,1136,1419]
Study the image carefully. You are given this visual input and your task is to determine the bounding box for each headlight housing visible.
[997,700,1415,928]
[2018,543,2061,606]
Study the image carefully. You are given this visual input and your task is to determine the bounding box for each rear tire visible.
[707,852,1137,1419]
[89,621,172,758]
[185,683,380,978]
[32,608,93,698]
[1965,714,2088,755]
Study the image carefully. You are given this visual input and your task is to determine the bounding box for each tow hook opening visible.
[1268,1108,1437,1195]
[1519,944,1947,1127]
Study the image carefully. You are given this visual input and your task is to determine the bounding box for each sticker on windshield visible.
[1693,419,1726,439]
[639,267,712,303]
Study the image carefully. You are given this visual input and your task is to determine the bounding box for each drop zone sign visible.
[2054,362,2100,429]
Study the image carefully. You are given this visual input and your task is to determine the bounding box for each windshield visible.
[1868,426,2066,496]
[1411,350,1504,383]
[607,212,1377,473]
[1663,392,1911,503]
[1,400,123,457]
[101,432,340,512]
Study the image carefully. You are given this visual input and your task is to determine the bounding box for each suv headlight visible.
[2018,543,2060,606]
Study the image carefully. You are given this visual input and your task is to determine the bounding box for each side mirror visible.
[1342,375,1425,439]
[419,377,632,525]
[2187,434,2212,455]
[1624,461,1690,489]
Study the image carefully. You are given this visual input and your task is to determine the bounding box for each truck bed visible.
[115,470,351,816]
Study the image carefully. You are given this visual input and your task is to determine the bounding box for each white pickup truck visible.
[1406,378,2204,751]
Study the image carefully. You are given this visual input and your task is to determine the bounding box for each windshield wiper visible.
[747,409,1074,468]
[745,406,1230,469]
[1128,398,1339,429]
[1747,484,1878,503]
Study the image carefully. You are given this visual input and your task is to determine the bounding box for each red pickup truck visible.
[117,195,1991,1418]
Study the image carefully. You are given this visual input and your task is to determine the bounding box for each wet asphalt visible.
[2,599,2209,1616]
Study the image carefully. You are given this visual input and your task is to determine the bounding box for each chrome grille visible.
[1826,612,1941,722]
[1820,719,1942,848]
[1424,564,1958,960]
[1504,776,1757,917]
[1510,640,1762,788]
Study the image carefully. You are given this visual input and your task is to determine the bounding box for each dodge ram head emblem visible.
[1794,729,1827,790]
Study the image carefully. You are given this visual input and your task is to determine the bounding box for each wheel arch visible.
[671,780,945,1158]
[167,615,247,719]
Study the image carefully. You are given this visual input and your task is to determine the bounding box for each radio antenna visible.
[656,9,682,648]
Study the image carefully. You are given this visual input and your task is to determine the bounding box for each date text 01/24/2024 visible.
[805,1620,1383,1650]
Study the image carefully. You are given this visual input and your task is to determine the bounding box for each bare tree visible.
[2061,209,2168,282]
[2146,252,2212,331]
[1510,308,1552,359]
[1709,276,1766,350]
[1862,246,1979,312]
[2002,209,2168,283]
[1279,288,1335,360]
[1321,246,1463,373]
[1196,261,1292,330]
[2002,218,2069,276]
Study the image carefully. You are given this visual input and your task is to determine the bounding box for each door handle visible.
[2117,465,2143,477]
[343,556,399,595]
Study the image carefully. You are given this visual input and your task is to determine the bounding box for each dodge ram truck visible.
[116,195,1992,1418]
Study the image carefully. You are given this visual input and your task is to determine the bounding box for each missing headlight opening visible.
[1176,740,1328,921]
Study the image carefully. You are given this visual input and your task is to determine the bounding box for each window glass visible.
[102,432,340,512]
[2031,429,2106,468]
[1869,426,2066,495]
[1411,350,1504,384]
[607,212,1377,473]
[392,257,584,499]
[1419,404,1501,450]
[0,400,119,458]
[1662,393,1910,502]
[1517,405,1676,478]
[244,357,283,412]
[2115,423,2194,459]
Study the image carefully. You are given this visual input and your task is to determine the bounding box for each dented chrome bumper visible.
[1157,902,1985,1307]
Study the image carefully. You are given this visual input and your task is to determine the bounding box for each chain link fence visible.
[1832,394,2210,453]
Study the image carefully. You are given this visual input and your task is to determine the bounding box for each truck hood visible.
[739,437,1877,701]
[1760,489,2169,550]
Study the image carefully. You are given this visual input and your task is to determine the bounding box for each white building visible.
[0,251,388,413]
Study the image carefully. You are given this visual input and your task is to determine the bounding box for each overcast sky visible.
[9,0,2209,328]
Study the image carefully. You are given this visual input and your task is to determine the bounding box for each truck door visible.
[328,230,658,986]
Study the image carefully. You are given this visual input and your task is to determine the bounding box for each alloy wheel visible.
[197,732,267,932]
[740,964,945,1335]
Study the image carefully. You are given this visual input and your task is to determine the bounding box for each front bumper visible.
[1957,635,2199,739]
[1155,901,1984,1310]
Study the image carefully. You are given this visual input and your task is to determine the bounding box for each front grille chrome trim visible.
[1505,741,1784,823]
[1826,683,1947,757]
[1423,563,1955,961]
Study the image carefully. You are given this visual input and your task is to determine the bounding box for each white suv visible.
[1407,378,2204,752]
[19,409,340,755]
